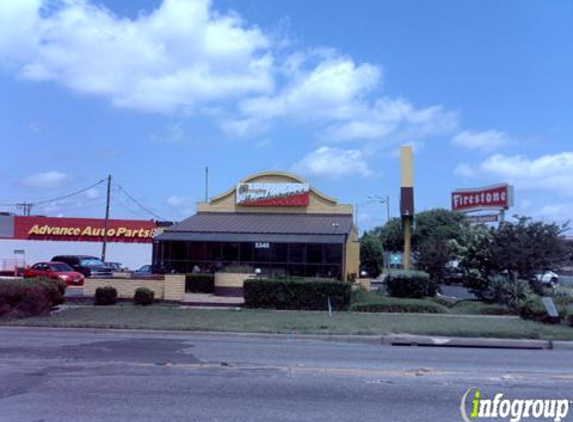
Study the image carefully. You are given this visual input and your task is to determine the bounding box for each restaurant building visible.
[153,171,360,281]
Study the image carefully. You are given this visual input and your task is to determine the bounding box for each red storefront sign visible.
[4,216,157,243]
[452,184,513,212]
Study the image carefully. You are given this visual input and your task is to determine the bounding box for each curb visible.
[0,326,570,350]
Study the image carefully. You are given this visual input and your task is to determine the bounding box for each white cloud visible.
[151,123,185,143]
[292,146,372,180]
[452,130,514,151]
[85,188,99,199]
[20,171,69,188]
[167,195,188,207]
[0,0,459,145]
[0,0,273,113]
[538,203,573,224]
[225,52,458,143]
[456,152,573,195]
[454,163,477,178]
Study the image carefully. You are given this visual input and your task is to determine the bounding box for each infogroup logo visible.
[460,388,570,422]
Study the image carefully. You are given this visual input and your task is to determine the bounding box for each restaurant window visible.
[189,242,205,261]
[206,242,222,261]
[223,242,240,261]
[240,242,253,262]
[271,243,288,263]
[288,243,304,263]
[306,244,323,264]
[171,241,187,260]
[324,244,342,263]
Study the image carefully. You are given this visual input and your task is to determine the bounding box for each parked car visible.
[133,264,172,277]
[105,262,123,271]
[51,255,114,278]
[535,271,559,286]
[23,262,85,285]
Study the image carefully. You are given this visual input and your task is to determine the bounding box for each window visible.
[271,243,288,262]
[324,244,342,263]
[288,244,304,263]
[223,242,240,261]
[307,244,323,264]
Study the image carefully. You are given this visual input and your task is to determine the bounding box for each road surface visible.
[0,328,572,421]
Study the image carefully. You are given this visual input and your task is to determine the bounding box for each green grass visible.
[2,302,573,340]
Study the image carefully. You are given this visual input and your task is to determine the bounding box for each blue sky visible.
[1,0,572,231]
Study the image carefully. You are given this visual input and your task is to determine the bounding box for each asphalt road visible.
[1,328,572,422]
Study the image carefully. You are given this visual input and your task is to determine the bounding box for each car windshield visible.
[137,265,151,272]
[49,263,73,272]
[80,258,105,267]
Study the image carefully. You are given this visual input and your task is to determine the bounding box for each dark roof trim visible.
[154,232,347,244]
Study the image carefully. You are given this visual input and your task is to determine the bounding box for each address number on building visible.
[255,242,270,249]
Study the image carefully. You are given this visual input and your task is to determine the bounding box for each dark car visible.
[133,264,172,277]
[23,261,85,285]
[51,255,114,278]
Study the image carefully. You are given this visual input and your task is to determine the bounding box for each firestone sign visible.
[452,184,514,212]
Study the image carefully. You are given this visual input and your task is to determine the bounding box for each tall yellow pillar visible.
[400,146,414,271]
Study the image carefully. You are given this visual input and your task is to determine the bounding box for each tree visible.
[459,216,570,296]
[366,208,470,280]
[359,234,384,277]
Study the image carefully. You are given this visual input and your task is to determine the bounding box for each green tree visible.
[459,216,570,297]
[359,234,384,277]
[366,208,470,280]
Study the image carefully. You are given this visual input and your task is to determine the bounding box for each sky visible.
[0,0,572,231]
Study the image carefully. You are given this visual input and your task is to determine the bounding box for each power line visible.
[34,179,106,205]
[113,182,165,221]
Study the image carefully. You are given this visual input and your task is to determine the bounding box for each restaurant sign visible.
[236,183,310,207]
[452,184,514,213]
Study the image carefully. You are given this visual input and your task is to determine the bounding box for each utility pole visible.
[16,203,34,216]
[101,174,111,262]
[204,166,209,202]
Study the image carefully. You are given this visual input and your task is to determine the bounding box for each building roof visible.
[154,212,353,244]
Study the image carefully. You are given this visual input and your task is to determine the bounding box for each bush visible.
[134,287,154,306]
[95,286,118,306]
[519,296,565,324]
[385,270,437,298]
[0,278,65,319]
[185,274,215,293]
[349,296,447,313]
[481,276,533,310]
[244,278,351,311]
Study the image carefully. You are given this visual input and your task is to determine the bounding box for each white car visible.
[536,271,559,285]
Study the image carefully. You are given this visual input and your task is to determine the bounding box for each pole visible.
[101,174,111,262]
[204,166,209,202]
[386,196,390,223]
[403,218,412,270]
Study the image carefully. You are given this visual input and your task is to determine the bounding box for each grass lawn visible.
[2,303,573,340]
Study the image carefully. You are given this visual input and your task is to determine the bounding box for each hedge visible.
[386,270,437,298]
[185,274,215,293]
[244,278,351,311]
[134,287,155,306]
[0,278,66,319]
[349,297,447,314]
[95,286,117,306]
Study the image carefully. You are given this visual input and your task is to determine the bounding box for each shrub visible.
[134,287,154,306]
[385,270,437,298]
[0,278,65,319]
[349,296,447,314]
[519,296,564,324]
[95,286,118,306]
[185,274,215,293]
[244,278,351,311]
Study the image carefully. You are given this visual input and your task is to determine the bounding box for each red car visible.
[23,261,85,286]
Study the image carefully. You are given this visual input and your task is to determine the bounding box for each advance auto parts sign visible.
[236,183,310,206]
[452,184,514,213]
[5,216,157,243]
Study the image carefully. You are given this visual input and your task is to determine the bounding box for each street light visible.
[368,195,390,223]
